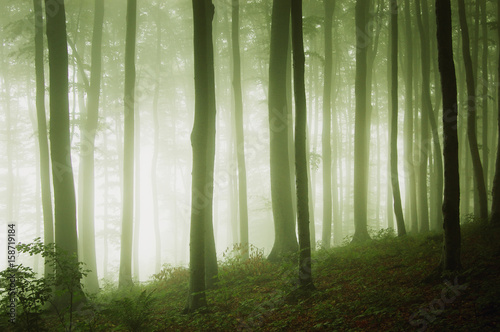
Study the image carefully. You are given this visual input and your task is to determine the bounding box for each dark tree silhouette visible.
[389,0,406,236]
[291,0,314,291]
[436,0,461,271]
[186,0,217,312]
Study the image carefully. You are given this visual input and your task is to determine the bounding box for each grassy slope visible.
[38,221,500,331]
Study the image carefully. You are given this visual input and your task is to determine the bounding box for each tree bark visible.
[436,0,461,272]
[457,0,488,221]
[186,0,217,312]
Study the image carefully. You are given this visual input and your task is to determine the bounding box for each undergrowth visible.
[2,221,499,331]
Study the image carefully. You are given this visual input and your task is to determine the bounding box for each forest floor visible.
[6,219,500,331]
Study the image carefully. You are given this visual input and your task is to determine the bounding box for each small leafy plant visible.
[0,238,89,332]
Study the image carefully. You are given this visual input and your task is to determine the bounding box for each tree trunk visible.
[186,0,217,312]
[491,1,500,225]
[457,0,488,221]
[480,0,488,190]
[389,0,406,236]
[322,0,335,248]
[231,0,249,260]
[267,0,298,261]
[291,0,314,291]
[403,0,418,233]
[79,0,104,294]
[119,0,137,289]
[34,0,54,278]
[44,0,82,295]
[352,0,371,242]
[151,5,162,274]
[436,0,461,272]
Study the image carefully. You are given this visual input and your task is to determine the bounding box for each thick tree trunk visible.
[291,0,314,291]
[352,0,371,242]
[267,0,298,261]
[119,0,137,288]
[44,0,82,296]
[457,0,488,221]
[436,0,461,272]
[389,0,406,236]
[186,0,217,312]
[322,0,335,248]
[33,0,54,278]
[231,0,249,260]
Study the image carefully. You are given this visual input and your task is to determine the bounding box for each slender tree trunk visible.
[203,2,218,291]
[119,0,137,288]
[231,0,249,260]
[436,0,461,272]
[151,5,162,274]
[491,1,500,225]
[457,0,488,221]
[403,0,418,233]
[34,0,54,278]
[291,0,314,291]
[79,0,104,293]
[132,106,141,282]
[322,0,335,248]
[353,0,371,242]
[267,0,298,261]
[186,0,217,312]
[389,0,406,236]
[480,0,488,190]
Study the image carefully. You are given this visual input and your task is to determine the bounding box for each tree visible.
[457,0,488,221]
[267,0,298,261]
[44,0,81,294]
[491,1,500,225]
[119,0,137,289]
[322,0,335,249]
[231,0,249,260]
[79,0,104,293]
[291,0,314,291]
[436,0,461,271]
[352,0,371,242]
[151,2,162,275]
[389,0,406,237]
[415,0,443,233]
[186,0,217,312]
[33,0,54,278]
[403,0,418,233]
